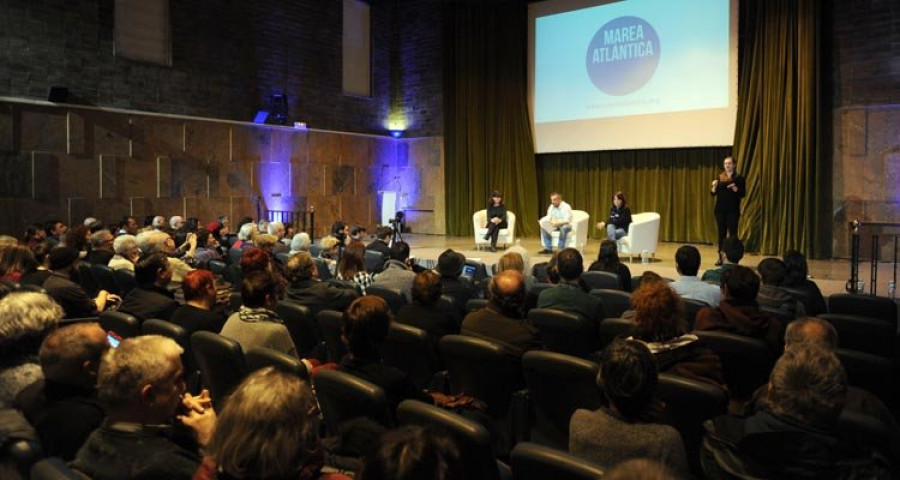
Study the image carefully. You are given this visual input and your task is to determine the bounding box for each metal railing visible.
[263,209,316,241]
[847,220,899,297]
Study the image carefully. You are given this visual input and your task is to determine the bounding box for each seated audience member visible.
[86,229,116,265]
[339,296,433,410]
[190,228,223,269]
[170,270,227,335]
[265,221,289,253]
[289,232,311,255]
[116,215,139,236]
[285,252,358,318]
[72,336,217,480]
[169,215,186,236]
[366,226,393,268]
[66,224,91,257]
[496,251,538,312]
[240,247,286,297]
[436,249,476,319]
[0,244,39,283]
[702,345,890,478]
[356,425,462,480]
[629,281,723,386]
[461,270,542,358]
[395,270,459,345]
[143,230,195,283]
[756,258,806,319]
[45,219,67,246]
[537,248,606,324]
[119,252,179,322]
[19,242,53,285]
[253,233,281,255]
[0,292,61,403]
[331,221,350,248]
[15,323,108,460]
[336,242,374,294]
[669,245,720,307]
[350,225,366,243]
[604,459,678,480]
[231,222,257,250]
[319,235,343,276]
[22,223,47,249]
[372,241,416,302]
[588,240,632,292]
[695,265,785,354]
[570,339,688,473]
[0,234,19,248]
[108,234,140,271]
[781,250,827,316]
[194,367,350,480]
[701,237,744,285]
[221,271,297,358]
[41,247,118,318]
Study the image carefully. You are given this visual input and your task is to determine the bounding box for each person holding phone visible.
[710,156,745,266]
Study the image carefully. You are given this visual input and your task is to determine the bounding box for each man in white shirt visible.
[669,245,720,306]
[538,192,573,254]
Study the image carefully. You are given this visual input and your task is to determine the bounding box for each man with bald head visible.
[15,323,109,460]
[461,270,542,358]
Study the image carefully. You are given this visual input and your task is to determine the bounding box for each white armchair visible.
[473,210,516,250]
[539,210,590,252]
[616,212,661,262]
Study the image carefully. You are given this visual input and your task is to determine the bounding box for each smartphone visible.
[461,264,477,279]
[107,331,123,348]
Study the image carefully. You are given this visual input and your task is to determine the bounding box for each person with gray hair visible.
[170,215,186,232]
[72,335,217,480]
[289,232,311,255]
[15,322,108,460]
[86,229,116,265]
[109,234,140,271]
[232,222,258,250]
[0,292,61,403]
[266,220,289,253]
[140,230,195,283]
[151,215,167,230]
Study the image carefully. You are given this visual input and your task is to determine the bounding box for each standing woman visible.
[596,191,632,241]
[710,156,745,266]
[482,190,508,252]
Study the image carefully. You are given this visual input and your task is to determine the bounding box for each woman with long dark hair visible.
[337,242,374,294]
[710,156,745,265]
[482,190,508,252]
[596,191,632,241]
[781,250,826,316]
[589,240,632,292]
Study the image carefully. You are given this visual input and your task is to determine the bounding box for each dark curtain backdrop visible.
[444,0,823,256]
[443,1,540,237]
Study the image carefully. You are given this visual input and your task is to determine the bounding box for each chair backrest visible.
[364,250,385,273]
[365,284,407,314]
[527,308,599,359]
[225,263,243,288]
[112,268,136,296]
[77,261,98,296]
[313,369,394,435]
[589,289,631,318]
[621,212,661,255]
[582,271,621,291]
[780,286,817,316]
[598,317,635,349]
[682,298,709,329]
[275,252,291,264]
[99,311,140,338]
[510,442,605,480]
[835,409,892,455]
[308,244,323,257]
[439,335,519,418]
[313,257,332,281]
[693,330,774,400]
[208,259,227,276]
[570,210,590,251]
[275,301,324,361]
[245,346,308,379]
[316,309,347,363]
[382,322,438,390]
[466,298,489,313]
[827,294,897,327]
[1,406,43,479]
[397,400,500,480]
[190,331,247,409]
[531,282,555,297]
[522,351,604,450]
[463,260,489,287]
[142,319,195,384]
[30,457,89,480]
[759,306,794,325]
[90,263,118,295]
[228,292,242,314]
[818,314,895,358]
[835,348,894,405]
[656,372,728,473]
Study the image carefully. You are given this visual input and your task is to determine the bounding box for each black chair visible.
[90,263,118,295]
[99,310,140,338]
[466,298,489,313]
[527,308,599,359]
[510,442,605,480]
[835,348,895,404]
[245,346,308,379]
[313,369,393,435]
[317,309,347,363]
[598,317,634,349]
[227,246,244,265]
[29,457,87,480]
[439,335,520,420]
[58,316,100,326]
[693,331,774,400]
[631,275,643,291]
[275,301,325,361]
[656,372,728,473]
[143,319,197,390]
[835,409,892,456]
[112,268,136,296]
[382,323,439,390]
[16,282,47,295]
[309,244,323,257]
[682,298,710,329]
[827,293,897,327]
[522,351,604,450]
[225,263,243,289]
[275,252,291,264]
[464,260,490,286]
[364,250,385,273]
[760,306,794,325]
[228,292,242,313]
[397,400,500,480]
[190,331,248,409]
[0,407,43,479]
[313,257,332,281]
[208,259,227,277]
[366,284,407,314]
[581,271,620,290]
[589,289,631,319]
[76,261,98,297]
[818,314,895,358]
[781,286,817,316]
[530,282,555,298]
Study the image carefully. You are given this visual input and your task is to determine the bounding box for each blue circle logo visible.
[585,16,660,96]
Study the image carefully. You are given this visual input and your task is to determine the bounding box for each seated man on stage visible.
[538,192,573,254]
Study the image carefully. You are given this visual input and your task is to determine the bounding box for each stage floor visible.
[398,233,897,299]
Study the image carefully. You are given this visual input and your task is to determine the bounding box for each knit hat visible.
[437,249,465,278]
[49,246,80,270]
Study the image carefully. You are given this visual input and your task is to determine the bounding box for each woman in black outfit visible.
[589,240,632,292]
[710,156,745,265]
[483,190,508,252]
[781,250,827,316]
[596,191,632,241]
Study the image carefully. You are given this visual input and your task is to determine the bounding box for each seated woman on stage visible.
[596,191,632,241]
[589,240,632,292]
[482,190,508,252]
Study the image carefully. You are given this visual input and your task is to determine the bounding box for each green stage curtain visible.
[443,1,540,237]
